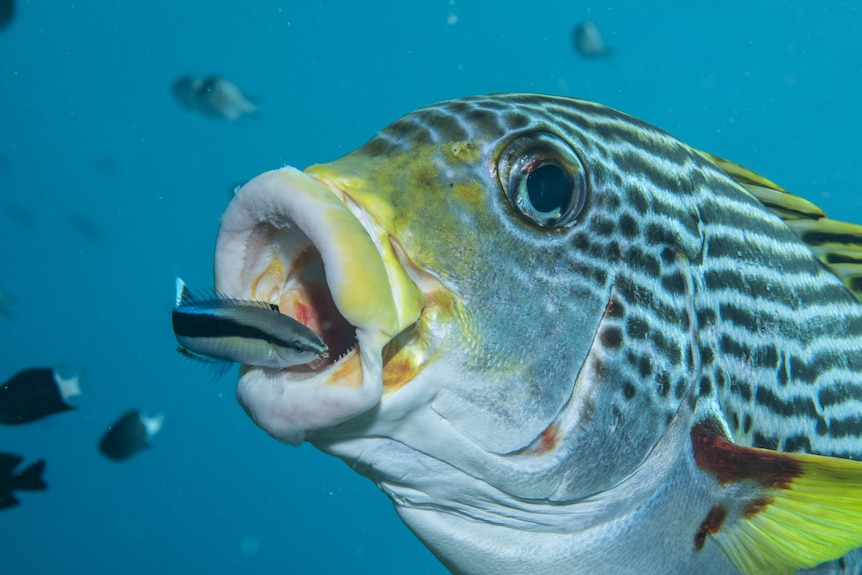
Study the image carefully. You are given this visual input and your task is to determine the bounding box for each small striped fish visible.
[172,277,328,369]
[206,94,862,574]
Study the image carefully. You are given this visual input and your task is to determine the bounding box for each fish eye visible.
[498,133,587,227]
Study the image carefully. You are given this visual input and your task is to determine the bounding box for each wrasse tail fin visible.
[693,422,862,575]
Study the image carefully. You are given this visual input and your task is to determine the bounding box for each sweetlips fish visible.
[209,93,862,574]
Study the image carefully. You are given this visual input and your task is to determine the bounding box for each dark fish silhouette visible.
[98,409,164,461]
[0,367,83,424]
[67,212,108,243]
[0,0,14,32]
[0,453,46,509]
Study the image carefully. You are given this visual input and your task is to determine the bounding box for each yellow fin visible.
[696,150,825,220]
[697,149,862,303]
[784,217,862,299]
[693,423,862,575]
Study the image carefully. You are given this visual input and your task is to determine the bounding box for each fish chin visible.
[214,167,425,445]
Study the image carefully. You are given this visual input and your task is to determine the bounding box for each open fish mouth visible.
[214,167,425,444]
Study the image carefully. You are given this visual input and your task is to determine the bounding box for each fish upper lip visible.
[213,166,426,443]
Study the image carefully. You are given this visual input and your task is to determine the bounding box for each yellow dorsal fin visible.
[696,150,825,220]
[693,423,862,575]
[697,149,862,302]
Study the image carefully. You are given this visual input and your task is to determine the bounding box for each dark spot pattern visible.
[783,435,812,453]
[600,327,623,349]
[363,93,862,465]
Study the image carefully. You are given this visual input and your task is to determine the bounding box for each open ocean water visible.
[0,1,860,573]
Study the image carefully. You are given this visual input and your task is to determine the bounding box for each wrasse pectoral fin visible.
[175,346,233,380]
[692,422,862,575]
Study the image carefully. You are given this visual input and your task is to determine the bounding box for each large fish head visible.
[214,93,706,505]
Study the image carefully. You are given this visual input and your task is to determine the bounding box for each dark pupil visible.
[526,164,570,214]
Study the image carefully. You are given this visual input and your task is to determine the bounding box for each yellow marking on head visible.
[447,141,482,163]
[382,289,460,393]
[307,142,493,276]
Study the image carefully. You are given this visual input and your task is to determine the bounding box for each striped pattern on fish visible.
[211,93,862,574]
[367,93,862,462]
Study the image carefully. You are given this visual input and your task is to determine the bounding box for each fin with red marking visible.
[692,422,862,575]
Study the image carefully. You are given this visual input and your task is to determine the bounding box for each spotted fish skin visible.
[364,93,862,462]
[214,93,862,574]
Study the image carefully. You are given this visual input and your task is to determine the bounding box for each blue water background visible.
[0,2,860,573]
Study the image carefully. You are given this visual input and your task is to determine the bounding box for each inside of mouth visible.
[248,222,357,372]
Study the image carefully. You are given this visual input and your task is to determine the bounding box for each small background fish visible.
[172,74,257,121]
[98,409,164,461]
[573,21,613,57]
[0,453,46,509]
[0,367,83,425]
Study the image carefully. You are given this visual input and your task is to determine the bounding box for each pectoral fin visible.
[692,422,862,575]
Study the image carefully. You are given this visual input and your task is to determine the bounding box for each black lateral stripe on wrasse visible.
[172,308,320,353]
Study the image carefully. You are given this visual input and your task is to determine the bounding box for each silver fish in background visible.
[172,277,329,369]
[0,367,83,424]
[0,453,46,510]
[208,94,862,574]
[172,74,257,121]
[98,409,164,461]
[573,21,613,57]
